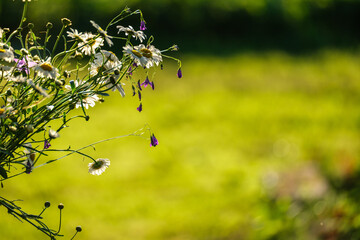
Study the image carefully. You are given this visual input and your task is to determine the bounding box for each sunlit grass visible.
[1,49,360,239]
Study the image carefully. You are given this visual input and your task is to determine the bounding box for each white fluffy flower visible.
[88,158,110,175]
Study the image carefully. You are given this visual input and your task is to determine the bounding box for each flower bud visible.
[25,124,34,133]
[9,126,17,132]
[55,80,63,86]
[76,226,82,232]
[61,18,72,27]
[58,203,64,210]
[44,201,51,208]
[46,22,53,29]
[85,116,90,121]
[20,48,29,55]
[27,23,34,29]
[5,90,12,96]
[63,71,71,78]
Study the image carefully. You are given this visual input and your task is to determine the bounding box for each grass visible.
[1,49,360,239]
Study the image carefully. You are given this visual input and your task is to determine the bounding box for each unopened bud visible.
[61,18,72,27]
[63,71,71,78]
[9,126,17,132]
[46,22,53,29]
[85,116,90,121]
[58,203,64,210]
[27,23,34,29]
[44,201,51,208]
[25,124,34,133]
[76,226,82,232]
[5,90,12,96]
[20,48,29,55]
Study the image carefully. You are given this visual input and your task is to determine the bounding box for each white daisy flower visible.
[27,80,49,97]
[116,25,146,42]
[90,20,113,47]
[91,50,125,96]
[94,50,122,71]
[34,58,59,79]
[123,45,151,68]
[65,80,100,109]
[23,143,35,174]
[76,94,100,109]
[78,32,104,56]
[0,43,14,62]
[88,158,110,175]
[67,28,86,42]
[123,44,162,68]
[0,65,14,77]
[49,129,60,139]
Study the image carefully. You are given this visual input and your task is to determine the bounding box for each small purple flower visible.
[140,21,147,31]
[133,62,138,68]
[141,77,153,88]
[177,68,182,78]
[150,134,159,147]
[44,140,51,149]
[128,66,133,76]
[14,57,36,75]
[138,91,142,101]
[137,103,142,112]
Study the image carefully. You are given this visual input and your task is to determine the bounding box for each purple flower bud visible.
[133,62,138,67]
[177,68,182,78]
[140,21,147,31]
[141,77,151,88]
[44,140,51,149]
[151,81,155,90]
[138,91,142,101]
[137,80,142,91]
[137,103,142,112]
[132,85,136,96]
[150,134,159,147]
[128,66,133,76]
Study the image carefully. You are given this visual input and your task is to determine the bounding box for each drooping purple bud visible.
[128,66,133,76]
[151,81,155,90]
[177,68,182,78]
[133,62,138,67]
[140,21,147,31]
[137,80,142,91]
[132,85,136,96]
[141,76,151,88]
[138,91,142,101]
[44,140,51,149]
[150,134,159,147]
[137,103,142,112]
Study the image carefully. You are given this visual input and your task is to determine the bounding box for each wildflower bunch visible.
[0,2,180,239]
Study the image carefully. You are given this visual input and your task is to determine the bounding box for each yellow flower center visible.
[131,50,143,58]
[0,49,5,53]
[0,108,5,114]
[40,63,53,72]
[140,48,152,58]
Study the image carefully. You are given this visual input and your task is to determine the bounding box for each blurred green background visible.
[1,0,360,239]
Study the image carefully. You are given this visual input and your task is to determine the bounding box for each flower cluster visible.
[0,5,179,181]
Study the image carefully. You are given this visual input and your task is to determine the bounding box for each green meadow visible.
[1,50,360,239]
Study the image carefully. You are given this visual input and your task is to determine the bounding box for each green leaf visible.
[96,92,109,96]
[0,166,8,179]
[14,49,22,56]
